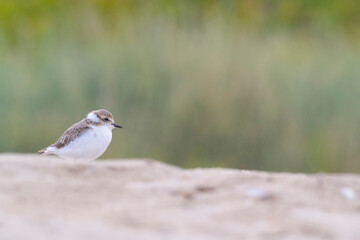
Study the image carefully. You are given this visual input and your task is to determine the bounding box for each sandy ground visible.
[0,154,359,240]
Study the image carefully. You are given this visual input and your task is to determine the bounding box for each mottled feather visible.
[50,119,96,149]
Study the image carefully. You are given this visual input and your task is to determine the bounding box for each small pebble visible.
[340,187,357,201]
[247,188,267,199]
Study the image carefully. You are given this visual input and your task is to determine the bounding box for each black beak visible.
[112,123,123,128]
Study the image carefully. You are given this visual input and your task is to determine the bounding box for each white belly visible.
[55,126,112,160]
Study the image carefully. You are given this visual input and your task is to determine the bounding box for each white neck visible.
[87,112,100,123]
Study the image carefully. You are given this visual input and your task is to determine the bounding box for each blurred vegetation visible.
[1,0,360,172]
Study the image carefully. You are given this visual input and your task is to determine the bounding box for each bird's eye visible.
[104,118,109,122]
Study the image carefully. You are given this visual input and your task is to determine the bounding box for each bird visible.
[39,109,123,160]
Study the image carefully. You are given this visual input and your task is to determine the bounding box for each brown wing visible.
[51,119,91,149]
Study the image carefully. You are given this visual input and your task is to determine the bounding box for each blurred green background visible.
[1,0,360,172]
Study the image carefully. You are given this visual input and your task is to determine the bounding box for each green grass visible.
[1,6,360,172]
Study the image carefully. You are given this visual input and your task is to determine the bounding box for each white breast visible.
[55,126,113,160]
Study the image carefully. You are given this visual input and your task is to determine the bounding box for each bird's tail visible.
[38,147,50,155]
[39,146,56,155]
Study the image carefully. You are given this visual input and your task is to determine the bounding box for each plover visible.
[39,109,122,160]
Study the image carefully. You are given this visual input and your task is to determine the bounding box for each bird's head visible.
[87,109,123,130]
